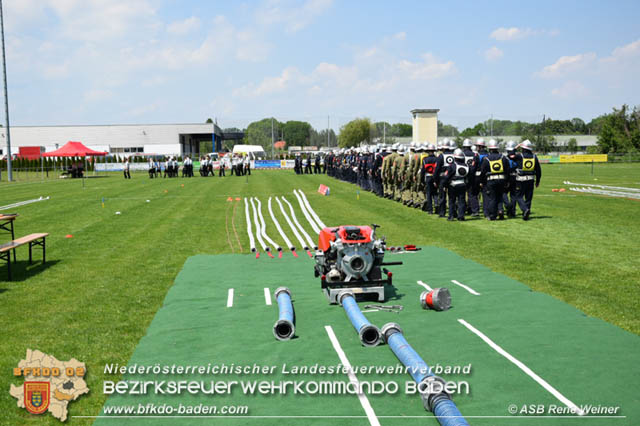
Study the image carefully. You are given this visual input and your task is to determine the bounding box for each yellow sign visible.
[559,154,607,163]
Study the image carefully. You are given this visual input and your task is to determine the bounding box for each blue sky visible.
[3,0,640,131]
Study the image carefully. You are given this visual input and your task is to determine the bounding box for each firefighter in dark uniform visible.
[304,154,312,174]
[514,140,542,220]
[462,139,477,214]
[420,143,438,213]
[314,154,321,174]
[473,139,489,217]
[480,139,510,220]
[440,148,469,221]
[504,141,519,217]
[434,139,455,217]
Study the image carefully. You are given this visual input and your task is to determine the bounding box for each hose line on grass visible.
[273,287,295,340]
[292,189,321,234]
[297,189,327,229]
[338,291,382,347]
[243,197,256,252]
[382,323,469,426]
[275,197,308,250]
[268,197,295,251]
[249,197,268,252]
[281,196,316,249]
[255,198,281,251]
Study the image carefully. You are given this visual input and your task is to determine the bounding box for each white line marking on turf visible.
[325,325,380,426]
[451,279,481,295]
[227,289,234,308]
[458,319,585,416]
[417,281,433,291]
[264,288,272,305]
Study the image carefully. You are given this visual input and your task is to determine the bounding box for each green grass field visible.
[1,163,639,425]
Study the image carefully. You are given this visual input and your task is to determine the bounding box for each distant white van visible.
[232,145,266,159]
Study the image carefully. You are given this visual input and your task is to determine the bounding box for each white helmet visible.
[471,144,478,153]
[520,140,534,151]
[448,140,457,150]
[475,138,486,147]
[427,143,436,151]
[487,139,499,150]
[453,148,465,160]
[506,140,517,151]
[462,138,472,148]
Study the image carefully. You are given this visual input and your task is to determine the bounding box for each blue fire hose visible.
[339,291,382,347]
[382,323,468,426]
[273,287,295,340]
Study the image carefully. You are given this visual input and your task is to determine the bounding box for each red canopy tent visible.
[43,141,107,157]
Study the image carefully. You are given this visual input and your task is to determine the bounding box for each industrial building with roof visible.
[0,123,245,158]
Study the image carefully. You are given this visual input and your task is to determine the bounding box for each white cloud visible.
[396,53,456,80]
[536,53,596,78]
[83,89,114,102]
[603,39,640,62]
[484,46,504,62]
[551,81,589,98]
[167,16,201,35]
[490,27,533,41]
[256,0,333,33]
[393,32,406,41]
[489,27,557,41]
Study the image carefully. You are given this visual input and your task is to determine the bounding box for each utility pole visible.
[490,114,493,137]
[271,118,274,160]
[383,122,386,144]
[0,0,12,181]
[327,115,330,147]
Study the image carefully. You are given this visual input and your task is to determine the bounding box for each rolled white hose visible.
[268,197,295,251]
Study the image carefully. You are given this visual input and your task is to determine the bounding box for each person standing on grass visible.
[124,157,131,179]
[513,140,542,220]
[480,139,510,221]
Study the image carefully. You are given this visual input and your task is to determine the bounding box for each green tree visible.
[390,123,412,137]
[282,120,312,146]
[338,118,371,148]
[205,118,213,123]
[438,120,459,137]
[596,105,640,153]
[567,138,578,153]
[245,118,283,150]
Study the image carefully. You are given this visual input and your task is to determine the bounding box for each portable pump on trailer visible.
[314,224,402,304]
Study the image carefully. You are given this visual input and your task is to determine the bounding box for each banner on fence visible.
[559,154,608,163]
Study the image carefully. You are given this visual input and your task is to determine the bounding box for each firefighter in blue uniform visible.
[503,140,519,217]
[440,148,470,221]
[473,139,489,217]
[514,140,542,220]
[462,139,477,215]
[480,139,510,221]
[434,139,455,217]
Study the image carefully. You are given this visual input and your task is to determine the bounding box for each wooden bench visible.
[0,233,49,281]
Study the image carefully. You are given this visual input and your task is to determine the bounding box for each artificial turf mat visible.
[96,247,640,425]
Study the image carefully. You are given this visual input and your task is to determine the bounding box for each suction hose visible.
[338,291,382,347]
[273,287,295,341]
[382,323,468,426]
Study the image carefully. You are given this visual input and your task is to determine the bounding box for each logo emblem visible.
[492,163,501,171]
[24,382,50,415]
[524,160,533,169]
[446,156,454,164]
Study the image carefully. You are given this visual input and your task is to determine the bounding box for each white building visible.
[0,123,225,157]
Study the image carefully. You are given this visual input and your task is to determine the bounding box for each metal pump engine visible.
[314,224,401,303]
